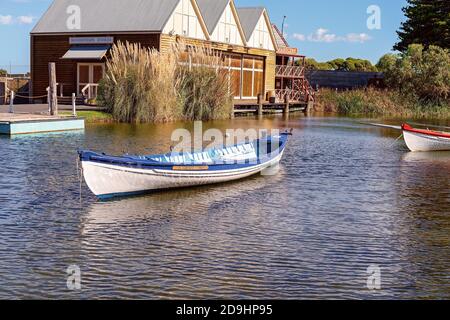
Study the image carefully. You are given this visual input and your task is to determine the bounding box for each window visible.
[251,14,272,50]
[241,57,264,98]
[216,6,240,44]
[171,0,202,39]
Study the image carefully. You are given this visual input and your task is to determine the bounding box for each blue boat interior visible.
[79,134,290,166]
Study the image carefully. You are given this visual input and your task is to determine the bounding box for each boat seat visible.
[147,142,257,164]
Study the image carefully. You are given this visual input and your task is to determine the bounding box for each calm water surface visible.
[0,115,449,299]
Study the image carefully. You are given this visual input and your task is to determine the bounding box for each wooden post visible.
[257,93,263,117]
[72,93,77,116]
[231,101,235,119]
[8,91,14,113]
[284,95,290,114]
[48,62,58,116]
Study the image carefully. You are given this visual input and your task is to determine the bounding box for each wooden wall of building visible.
[31,32,275,102]
[0,80,6,105]
[160,34,276,99]
[31,33,160,102]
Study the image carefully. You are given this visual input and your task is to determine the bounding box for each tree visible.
[303,58,377,71]
[394,0,450,52]
[376,54,397,72]
[303,58,333,70]
[328,58,346,70]
[0,69,7,77]
[343,58,378,72]
[378,44,450,102]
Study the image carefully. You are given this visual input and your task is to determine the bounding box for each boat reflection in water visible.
[81,168,286,235]
[402,151,450,163]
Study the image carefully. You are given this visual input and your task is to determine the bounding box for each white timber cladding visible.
[211,4,243,45]
[248,13,274,50]
[163,0,206,39]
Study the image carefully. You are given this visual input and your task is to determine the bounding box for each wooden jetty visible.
[233,95,311,116]
[0,113,85,135]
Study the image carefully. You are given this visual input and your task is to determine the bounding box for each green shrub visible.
[315,88,450,118]
[377,44,450,103]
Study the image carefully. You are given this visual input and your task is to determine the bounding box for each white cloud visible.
[346,33,372,43]
[17,15,34,24]
[292,33,306,41]
[0,15,13,25]
[293,28,372,44]
[0,14,35,25]
[308,28,340,43]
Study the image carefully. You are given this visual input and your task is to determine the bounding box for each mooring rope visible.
[14,93,48,99]
[76,156,83,204]
[390,133,404,147]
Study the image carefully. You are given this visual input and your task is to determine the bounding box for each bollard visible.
[72,93,77,116]
[9,91,14,114]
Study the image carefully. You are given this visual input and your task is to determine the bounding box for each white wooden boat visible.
[402,124,450,152]
[78,132,291,199]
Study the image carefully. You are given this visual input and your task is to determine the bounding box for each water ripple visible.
[0,117,449,299]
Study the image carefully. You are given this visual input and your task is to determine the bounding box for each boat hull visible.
[403,130,450,152]
[81,151,284,199]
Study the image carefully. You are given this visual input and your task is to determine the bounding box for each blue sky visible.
[0,0,407,73]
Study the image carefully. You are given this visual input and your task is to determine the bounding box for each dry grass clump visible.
[98,41,233,123]
[176,46,233,121]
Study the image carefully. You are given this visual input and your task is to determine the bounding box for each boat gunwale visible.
[402,124,450,139]
[79,134,291,170]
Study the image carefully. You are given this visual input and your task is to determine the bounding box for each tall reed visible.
[98,41,233,123]
[176,45,233,121]
[314,88,450,119]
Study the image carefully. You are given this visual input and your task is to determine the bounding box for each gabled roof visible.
[32,0,180,34]
[195,0,230,34]
[272,24,289,48]
[236,7,265,41]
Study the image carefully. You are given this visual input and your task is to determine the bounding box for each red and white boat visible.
[402,124,450,152]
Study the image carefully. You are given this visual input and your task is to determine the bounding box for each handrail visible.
[46,83,71,97]
[275,65,305,78]
[81,83,99,100]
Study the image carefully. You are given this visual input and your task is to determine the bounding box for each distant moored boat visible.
[402,124,450,152]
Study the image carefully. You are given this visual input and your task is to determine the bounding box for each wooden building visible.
[30,0,282,104]
[272,24,313,103]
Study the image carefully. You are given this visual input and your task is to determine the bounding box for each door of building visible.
[77,63,105,98]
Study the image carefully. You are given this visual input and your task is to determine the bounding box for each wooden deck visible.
[233,99,310,116]
[0,112,85,135]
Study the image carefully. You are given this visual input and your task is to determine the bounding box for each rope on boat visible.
[76,156,83,203]
[362,122,402,130]
[407,122,450,131]
[390,133,404,147]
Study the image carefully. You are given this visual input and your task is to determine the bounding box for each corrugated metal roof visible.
[32,0,180,34]
[195,0,230,33]
[236,7,265,41]
[61,45,110,59]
